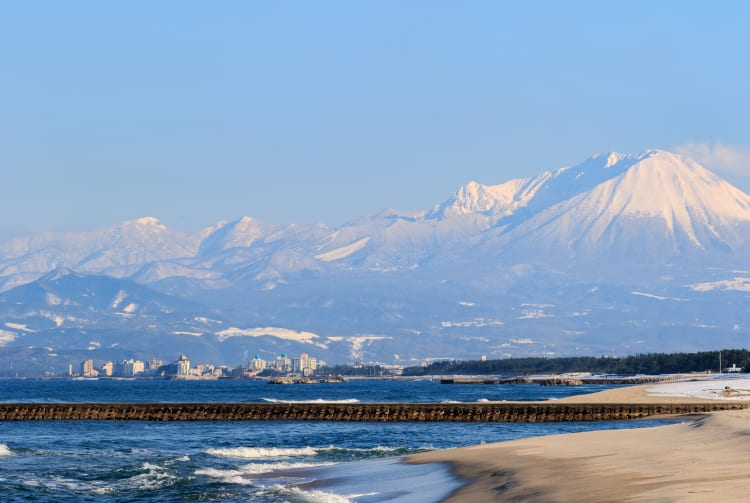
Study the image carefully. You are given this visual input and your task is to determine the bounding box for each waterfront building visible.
[148,359,163,371]
[307,356,318,371]
[275,354,292,373]
[250,355,266,371]
[289,352,319,375]
[116,359,145,377]
[176,354,190,376]
[80,359,97,378]
[195,363,218,376]
[101,361,114,376]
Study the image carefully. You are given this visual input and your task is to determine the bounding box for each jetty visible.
[0,401,743,422]
[438,375,680,385]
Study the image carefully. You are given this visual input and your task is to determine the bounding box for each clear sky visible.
[2,1,749,237]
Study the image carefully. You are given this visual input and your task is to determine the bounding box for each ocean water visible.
[0,379,676,502]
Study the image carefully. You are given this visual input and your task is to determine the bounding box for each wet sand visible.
[408,383,750,502]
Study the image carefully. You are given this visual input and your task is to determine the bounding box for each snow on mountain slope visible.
[486,150,750,257]
[198,216,277,255]
[3,149,750,367]
[215,326,324,346]
[2,149,750,294]
[130,260,224,284]
[315,237,371,262]
[428,152,642,222]
[0,217,204,290]
[430,178,539,217]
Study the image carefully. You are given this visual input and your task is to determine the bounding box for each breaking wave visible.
[206,446,318,459]
[261,398,360,404]
[196,461,336,484]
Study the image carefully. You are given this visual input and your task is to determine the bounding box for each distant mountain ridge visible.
[2,149,750,374]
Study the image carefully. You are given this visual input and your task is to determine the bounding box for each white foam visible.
[196,461,336,485]
[124,462,178,490]
[320,445,401,454]
[194,468,254,485]
[0,444,12,456]
[262,398,360,404]
[206,446,318,459]
[274,485,353,503]
[239,461,336,474]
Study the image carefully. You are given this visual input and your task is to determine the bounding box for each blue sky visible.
[2,1,749,236]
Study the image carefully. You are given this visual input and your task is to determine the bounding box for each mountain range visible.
[2,149,750,375]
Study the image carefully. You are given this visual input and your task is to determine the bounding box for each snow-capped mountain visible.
[0,217,205,291]
[488,151,750,257]
[2,149,750,373]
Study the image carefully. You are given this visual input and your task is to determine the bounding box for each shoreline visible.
[408,381,750,502]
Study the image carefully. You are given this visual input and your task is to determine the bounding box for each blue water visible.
[0,379,679,502]
[0,378,619,403]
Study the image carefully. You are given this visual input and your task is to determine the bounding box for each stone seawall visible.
[0,402,744,421]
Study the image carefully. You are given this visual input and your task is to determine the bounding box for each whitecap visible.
[196,461,336,485]
[271,484,353,503]
[194,468,254,486]
[319,445,401,453]
[206,446,318,459]
[261,398,360,404]
[238,461,336,474]
[0,444,12,456]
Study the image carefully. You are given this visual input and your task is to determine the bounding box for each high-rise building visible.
[176,354,190,376]
[101,361,114,376]
[250,355,266,371]
[80,359,97,377]
[276,354,292,372]
[307,356,318,371]
[116,359,145,377]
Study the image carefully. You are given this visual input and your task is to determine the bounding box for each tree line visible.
[401,349,750,376]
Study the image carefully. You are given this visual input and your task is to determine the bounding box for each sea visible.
[0,379,677,502]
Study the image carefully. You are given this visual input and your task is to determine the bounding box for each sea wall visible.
[0,402,744,421]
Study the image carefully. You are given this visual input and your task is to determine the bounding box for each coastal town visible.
[73,352,330,380]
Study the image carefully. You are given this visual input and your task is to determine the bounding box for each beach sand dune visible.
[409,383,750,502]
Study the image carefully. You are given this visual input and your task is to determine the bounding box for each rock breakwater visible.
[0,402,744,421]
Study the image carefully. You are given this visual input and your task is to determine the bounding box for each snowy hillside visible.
[488,151,750,257]
[2,149,750,371]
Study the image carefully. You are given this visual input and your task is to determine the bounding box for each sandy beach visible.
[409,378,750,502]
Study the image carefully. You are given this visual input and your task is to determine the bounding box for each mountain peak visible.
[431,177,538,219]
[134,216,160,225]
[121,217,167,232]
[493,149,750,255]
[198,215,276,255]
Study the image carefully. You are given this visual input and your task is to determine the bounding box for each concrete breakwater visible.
[439,375,682,385]
[0,402,744,422]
